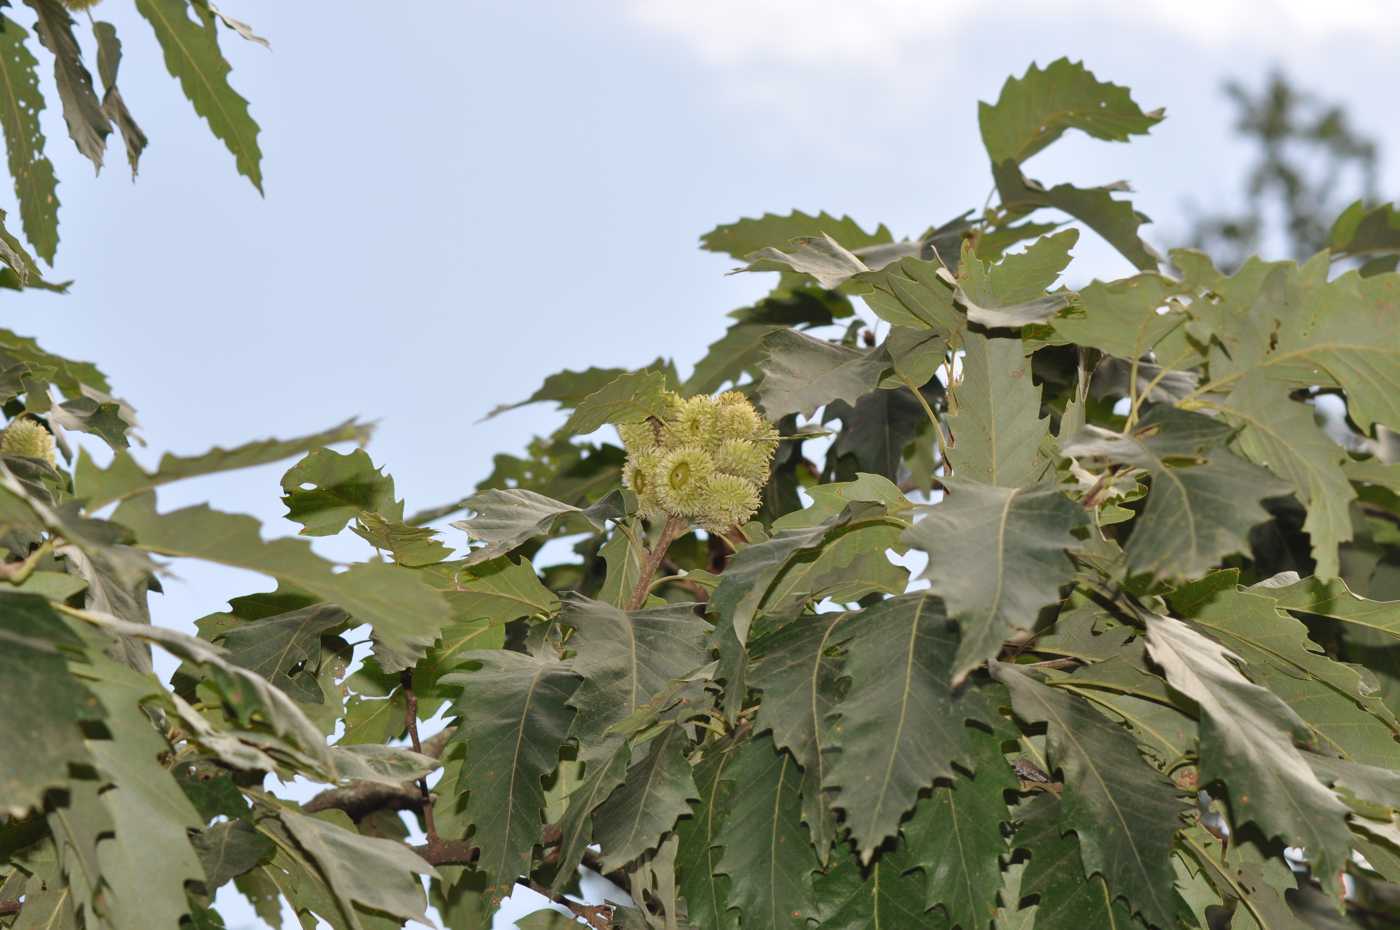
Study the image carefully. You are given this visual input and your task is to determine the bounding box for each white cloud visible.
[624,0,1400,71]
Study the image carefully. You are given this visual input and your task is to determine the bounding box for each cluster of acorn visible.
[618,390,778,532]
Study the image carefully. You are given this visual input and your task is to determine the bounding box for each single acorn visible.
[1,418,56,466]
[697,473,761,532]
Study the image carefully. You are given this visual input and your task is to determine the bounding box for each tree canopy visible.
[2,24,1400,930]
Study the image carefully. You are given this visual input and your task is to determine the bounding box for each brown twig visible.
[626,515,687,610]
[400,671,438,843]
[0,900,20,917]
[526,880,614,929]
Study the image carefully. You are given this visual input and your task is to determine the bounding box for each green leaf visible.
[351,510,452,567]
[1048,272,1189,360]
[851,255,961,332]
[111,494,453,673]
[1063,406,1289,580]
[191,819,273,890]
[824,386,936,482]
[485,364,628,420]
[547,738,629,896]
[1266,573,1400,640]
[561,368,672,436]
[810,838,930,930]
[979,57,1162,166]
[92,20,146,178]
[756,329,887,419]
[0,594,102,818]
[823,593,998,862]
[1144,612,1353,880]
[954,232,1077,327]
[749,611,853,862]
[0,15,59,264]
[592,724,699,870]
[452,487,617,566]
[215,603,347,703]
[80,655,208,930]
[76,419,369,511]
[1204,377,1354,578]
[442,650,578,903]
[714,734,818,930]
[947,331,1051,486]
[560,595,711,761]
[675,746,739,930]
[996,164,1159,271]
[905,478,1087,684]
[1012,794,1136,930]
[701,210,891,260]
[276,809,437,926]
[770,472,909,531]
[903,727,1015,928]
[992,661,1184,930]
[23,0,110,170]
[740,233,870,289]
[597,524,645,607]
[136,0,262,191]
[1328,200,1400,259]
[1172,572,1400,767]
[280,448,395,537]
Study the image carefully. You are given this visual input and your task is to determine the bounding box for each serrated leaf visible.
[450,487,616,566]
[442,651,578,902]
[192,819,273,891]
[280,448,395,537]
[809,838,929,930]
[903,727,1015,927]
[1012,793,1136,930]
[1143,613,1352,880]
[996,164,1158,272]
[1063,406,1289,580]
[1205,376,1354,578]
[547,738,629,896]
[561,595,710,760]
[215,603,347,703]
[1172,572,1400,767]
[0,595,102,817]
[1267,573,1400,640]
[992,661,1184,930]
[954,231,1077,327]
[905,478,1087,684]
[111,494,452,673]
[740,233,870,289]
[0,15,59,264]
[593,724,699,871]
[948,331,1051,486]
[714,734,818,930]
[770,472,909,531]
[92,21,147,178]
[674,745,739,930]
[562,369,672,436]
[750,611,853,862]
[851,255,962,332]
[76,419,369,511]
[1329,200,1400,259]
[276,809,437,926]
[485,364,628,420]
[756,329,887,419]
[1049,272,1189,360]
[136,0,262,191]
[823,593,998,862]
[979,57,1162,166]
[701,211,892,260]
[23,0,110,171]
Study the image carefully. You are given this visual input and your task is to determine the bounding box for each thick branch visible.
[303,724,458,819]
[0,900,20,917]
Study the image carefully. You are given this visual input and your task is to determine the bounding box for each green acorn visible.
[1,418,55,466]
[669,394,719,446]
[713,437,771,486]
[697,473,761,532]
[62,0,102,9]
[618,420,659,455]
[623,450,664,516]
[655,444,715,517]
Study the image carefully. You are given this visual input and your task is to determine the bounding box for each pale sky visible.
[13,1,1400,926]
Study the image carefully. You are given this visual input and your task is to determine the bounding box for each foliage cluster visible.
[3,36,1400,930]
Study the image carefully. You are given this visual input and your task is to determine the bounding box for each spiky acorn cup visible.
[62,0,102,9]
[1,418,56,466]
[615,389,777,532]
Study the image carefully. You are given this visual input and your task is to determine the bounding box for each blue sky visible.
[12,1,1400,926]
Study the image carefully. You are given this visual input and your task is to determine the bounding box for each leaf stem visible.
[399,671,438,843]
[625,515,687,610]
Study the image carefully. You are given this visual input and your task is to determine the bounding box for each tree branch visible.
[303,724,458,819]
[0,900,20,917]
[401,671,439,843]
[626,515,687,610]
